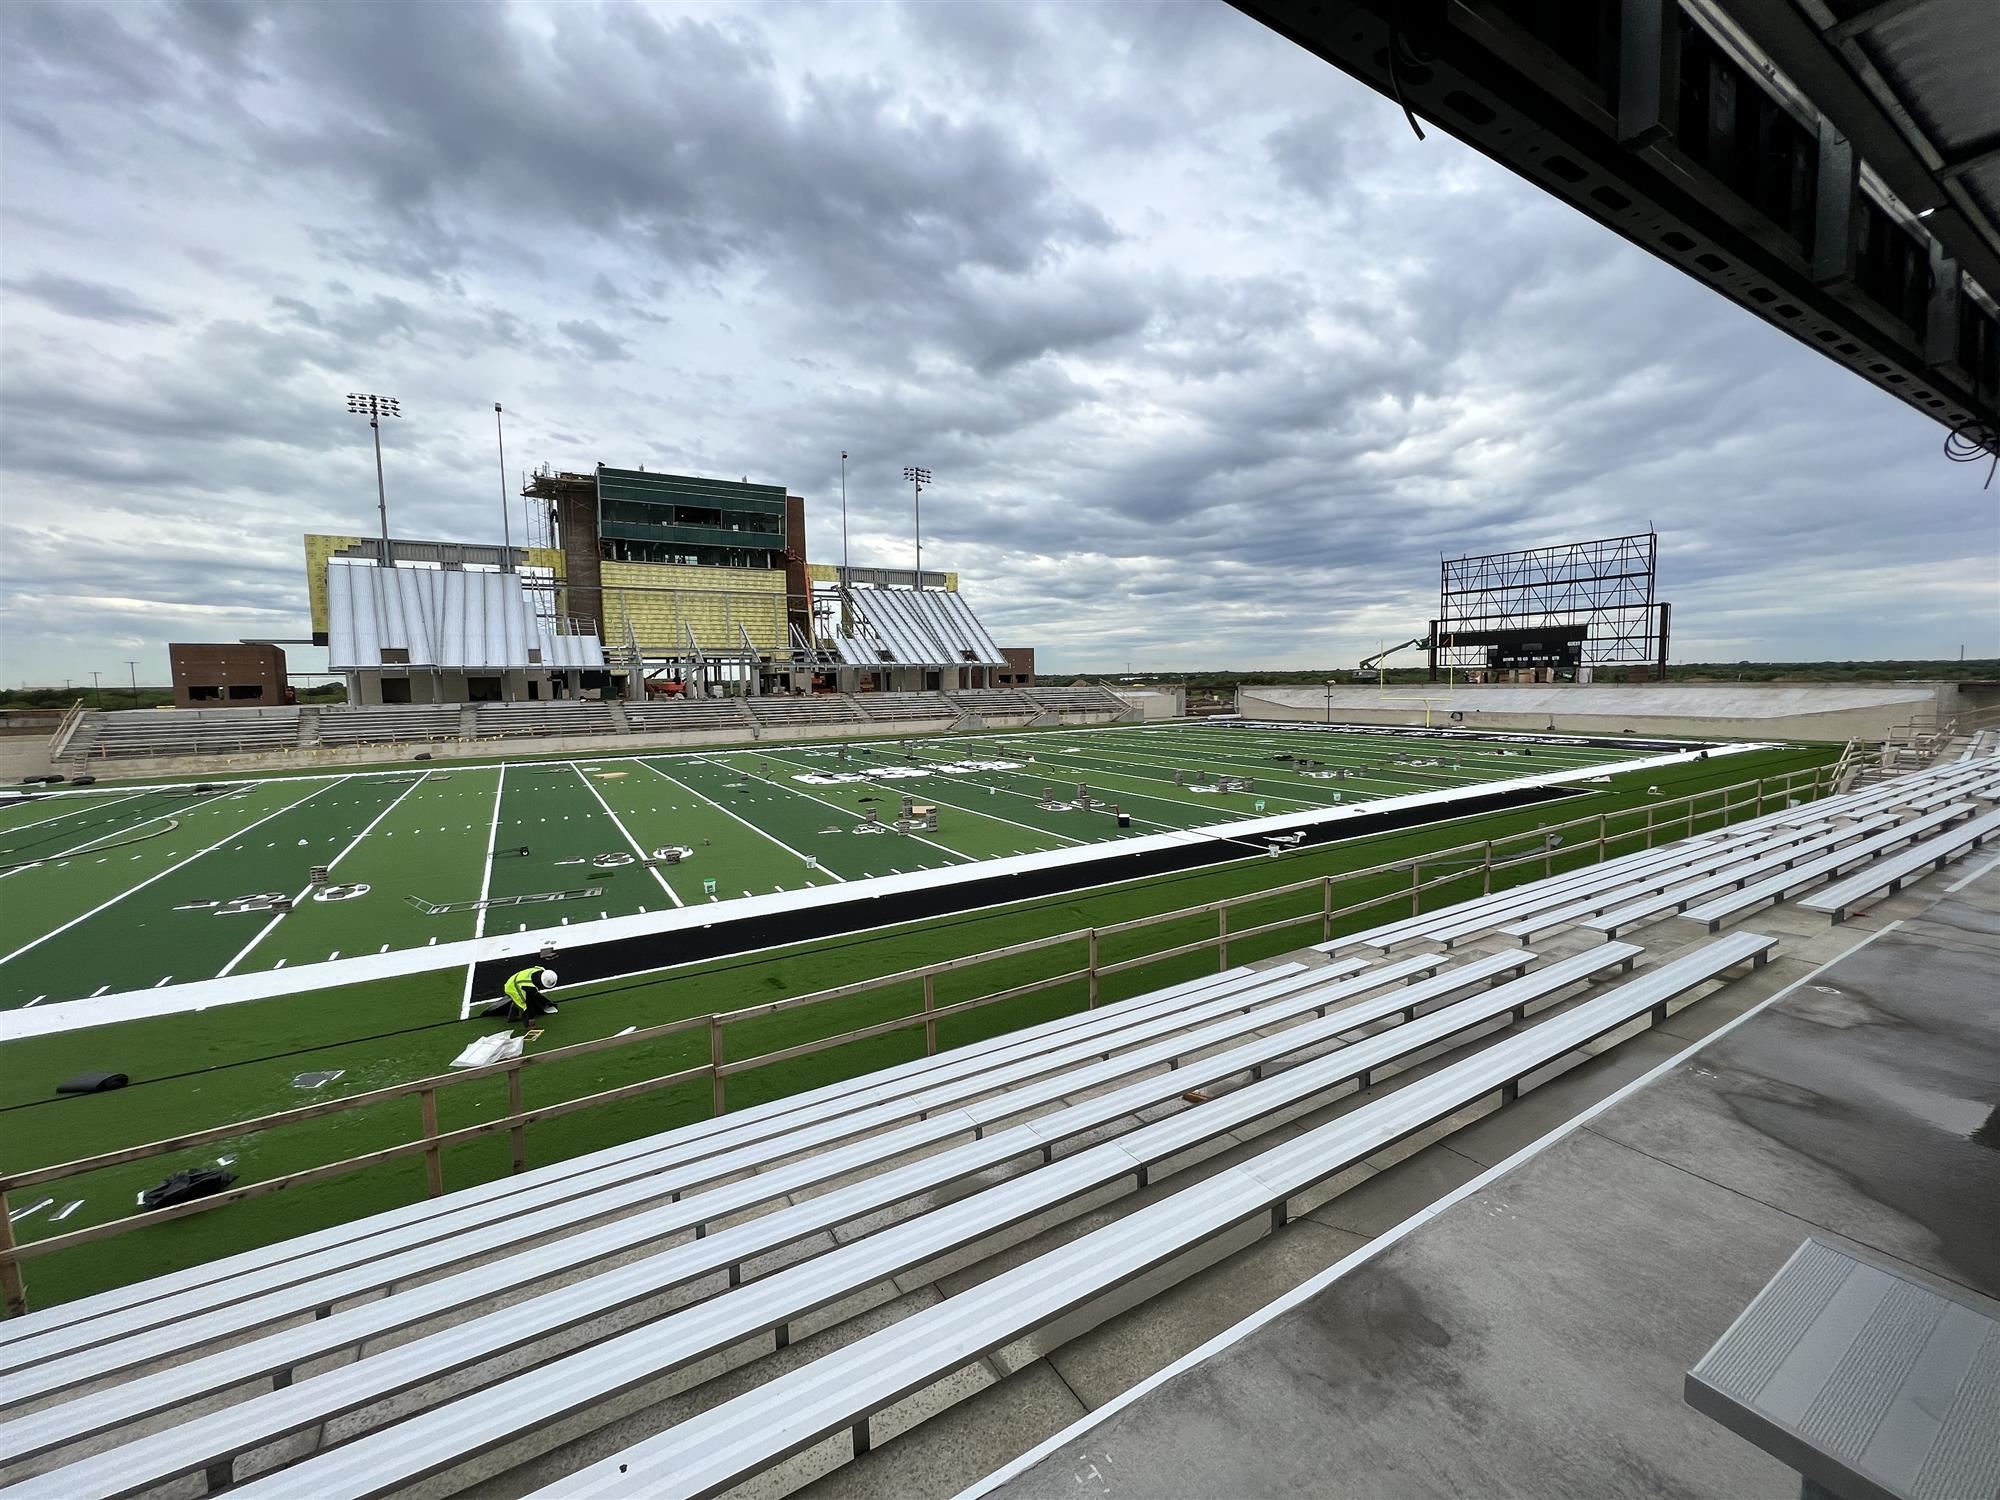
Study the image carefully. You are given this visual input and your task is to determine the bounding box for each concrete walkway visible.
[974,859,2000,1500]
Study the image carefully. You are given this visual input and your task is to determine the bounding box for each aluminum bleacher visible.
[10,757,1988,1499]
[854,691,959,722]
[1026,685,1129,715]
[314,704,463,746]
[57,706,302,761]
[746,696,867,727]
[470,701,619,739]
[1799,805,2000,922]
[621,698,752,733]
[949,688,1039,715]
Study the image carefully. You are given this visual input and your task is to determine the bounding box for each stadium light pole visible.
[840,451,850,581]
[494,404,514,572]
[902,466,931,586]
[345,393,401,567]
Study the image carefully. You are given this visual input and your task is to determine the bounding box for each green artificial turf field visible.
[0,721,1658,1006]
[0,723,1835,1312]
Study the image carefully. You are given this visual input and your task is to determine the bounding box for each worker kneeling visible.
[478,965,560,1026]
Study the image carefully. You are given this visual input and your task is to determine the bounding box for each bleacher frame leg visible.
[775,1322,791,1351]
[1500,1079,1520,1103]
[852,1417,872,1457]
[206,1458,233,1494]
[1271,1199,1289,1231]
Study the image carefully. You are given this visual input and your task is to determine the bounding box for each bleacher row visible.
[6,757,1991,1499]
[52,686,1129,763]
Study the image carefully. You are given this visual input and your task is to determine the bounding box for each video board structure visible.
[1431,532,1669,681]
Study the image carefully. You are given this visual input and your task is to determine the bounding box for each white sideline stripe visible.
[0,742,1767,1043]
[637,759,845,881]
[0,781,343,971]
[1945,853,2000,893]
[461,765,508,1018]
[571,764,682,906]
[218,772,430,978]
[956,917,1907,1500]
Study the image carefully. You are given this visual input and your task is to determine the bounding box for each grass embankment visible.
[0,742,1833,1311]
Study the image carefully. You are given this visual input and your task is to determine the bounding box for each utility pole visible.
[495,403,513,572]
[345,393,401,565]
[128,660,140,708]
[902,466,931,585]
[90,671,102,709]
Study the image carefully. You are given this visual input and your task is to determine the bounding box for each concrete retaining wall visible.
[45,711,1123,782]
[1237,682,1960,743]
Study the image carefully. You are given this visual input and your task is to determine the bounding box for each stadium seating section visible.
[51,687,1132,762]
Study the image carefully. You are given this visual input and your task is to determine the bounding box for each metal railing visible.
[0,760,1833,1315]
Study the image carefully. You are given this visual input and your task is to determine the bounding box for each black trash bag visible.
[140,1166,237,1211]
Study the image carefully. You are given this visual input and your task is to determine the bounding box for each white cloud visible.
[0,0,1992,689]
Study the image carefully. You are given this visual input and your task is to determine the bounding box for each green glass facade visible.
[595,467,787,568]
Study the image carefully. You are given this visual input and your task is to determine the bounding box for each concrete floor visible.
[976,859,2000,1500]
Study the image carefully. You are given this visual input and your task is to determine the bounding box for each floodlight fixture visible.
[345,393,401,565]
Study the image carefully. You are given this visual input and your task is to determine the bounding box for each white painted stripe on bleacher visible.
[954,916,1910,1500]
[0,742,1770,1042]
[1945,853,2000,893]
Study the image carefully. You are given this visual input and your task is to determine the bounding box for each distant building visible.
[169,643,290,709]
[301,462,1014,703]
[998,648,1035,687]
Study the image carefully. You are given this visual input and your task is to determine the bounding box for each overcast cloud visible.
[1,0,1994,688]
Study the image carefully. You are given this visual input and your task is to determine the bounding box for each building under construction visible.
[305,464,1021,704]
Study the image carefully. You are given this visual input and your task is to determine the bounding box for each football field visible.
[0,721,1658,1010]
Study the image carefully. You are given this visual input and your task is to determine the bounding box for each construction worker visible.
[502,965,559,1026]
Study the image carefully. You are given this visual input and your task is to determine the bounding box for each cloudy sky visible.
[1,0,1994,688]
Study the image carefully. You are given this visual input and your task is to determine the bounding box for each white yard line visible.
[458,766,510,1018]
[0,780,341,969]
[218,772,430,978]
[572,763,684,906]
[706,755,974,864]
[638,760,847,881]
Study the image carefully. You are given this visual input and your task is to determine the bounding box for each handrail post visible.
[0,1189,27,1317]
[922,973,938,1055]
[1482,840,1494,894]
[1410,861,1422,917]
[506,1065,527,1175]
[1086,929,1100,1008]
[1217,906,1229,971]
[1644,804,1654,849]
[708,1015,726,1116]
[419,1089,443,1198]
[1321,876,1334,940]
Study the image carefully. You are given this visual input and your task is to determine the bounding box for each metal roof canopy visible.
[827,586,1008,669]
[326,564,605,672]
[1228,0,1999,441]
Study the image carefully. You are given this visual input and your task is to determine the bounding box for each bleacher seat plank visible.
[54,946,1637,1499]
[1679,803,1975,932]
[510,933,1775,1500]
[1,951,1553,1472]
[1798,806,2000,922]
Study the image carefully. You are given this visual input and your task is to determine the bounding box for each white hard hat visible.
[538,968,558,988]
